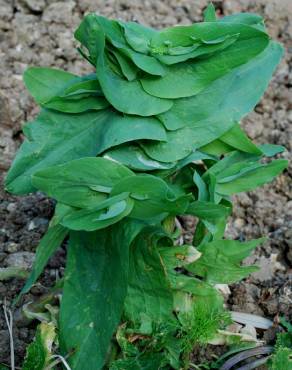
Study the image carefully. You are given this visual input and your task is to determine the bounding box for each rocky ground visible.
[0,0,291,367]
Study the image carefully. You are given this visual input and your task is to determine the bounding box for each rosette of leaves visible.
[5,4,288,370]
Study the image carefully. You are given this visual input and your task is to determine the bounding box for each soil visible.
[0,0,291,368]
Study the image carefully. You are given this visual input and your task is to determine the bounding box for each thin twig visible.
[3,298,15,370]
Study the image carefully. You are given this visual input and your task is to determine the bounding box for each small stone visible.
[234,218,245,229]
[240,324,257,341]
[43,1,76,25]
[6,203,17,213]
[0,0,13,22]
[0,92,12,128]
[215,284,231,297]
[30,284,47,295]
[28,217,49,230]
[5,252,35,269]
[22,0,46,12]
[4,242,19,253]
[251,254,285,282]
[0,253,7,262]
[0,131,17,170]
[264,298,279,315]
[27,220,37,231]
[243,112,264,139]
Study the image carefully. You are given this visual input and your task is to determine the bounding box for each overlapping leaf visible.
[31,157,192,230]
[205,151,288,196]
[5,110,166,194]
[124,227,174,324]
[60,220,144,370]
[187,238,265,283]
[24,68,109,113]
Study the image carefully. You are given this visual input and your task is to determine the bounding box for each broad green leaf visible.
[61,194,134,231]
[220,13,264,28]
[193,172,209,201]
[95,15,165,76]
[22,322,56,370]
[187,238,265,283]
[24,67,77,104]
[173,275,223,308]
[219,124,262,155]
[75,14,171,115]
[158,41,283,131]
[60,220,144,370]
[74,13,101,63]
[32,157,133,208]
[142,41,283,162]
[110,48,138,81]
[205,151,256,178]
[216,159,288,195]
[201,122,262,156]
[193,222,213,245]
[158,245,223,309]
[51,202,74,226]
[44,95,109,113]
[203,3,217,22]
[201,215,229,240]
[155,34,238,66]
[104,145,175,171]
[199,140,234,156]
[111,174,190,220]
[18,224,68,299]
[259,143,286,157]
[95,31,172,116]
[193,173,230,239]
[119,20,156,54]
[124,227,174,323]
[216,160,266,182]
[143,24,268,98]
[60,74,101,98]
[150,22,247,53]
[141,115,235,162]
[118,48,166,77]
[186,201,231,221]
[24,68,105,113]
[176,151,217,170]
[5,109,166,194]
[149,150,216,179]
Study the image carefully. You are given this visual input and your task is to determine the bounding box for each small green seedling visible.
[5,4,287,369]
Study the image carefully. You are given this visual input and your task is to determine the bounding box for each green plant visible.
[268,318,292,370]
[5,4,288,369]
